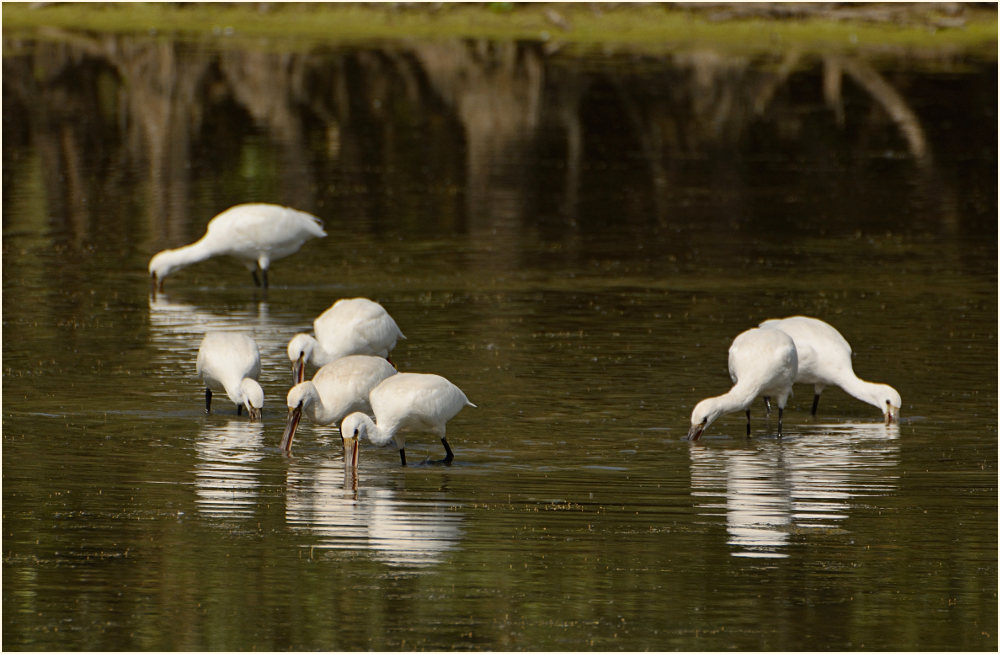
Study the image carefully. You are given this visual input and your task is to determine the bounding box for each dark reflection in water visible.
[3,33,994,252]
[2,27,996,652]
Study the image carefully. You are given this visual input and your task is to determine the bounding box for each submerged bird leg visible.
[811,394,821,416]
[777,407,784,438]
[441,437,454,464]
[745,410,752,437]
[399,449,407,466]
[205,388,212,414]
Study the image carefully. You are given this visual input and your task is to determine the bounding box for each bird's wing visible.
[408,376,469,421]
[728,344,741,384]
[314,300,402,356]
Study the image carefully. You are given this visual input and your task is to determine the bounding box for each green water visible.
[2,31,996,651]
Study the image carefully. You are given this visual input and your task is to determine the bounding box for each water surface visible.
[3,30,996,651]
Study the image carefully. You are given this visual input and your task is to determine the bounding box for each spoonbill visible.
[758,315,901,423]
[340,372,476,467]
[196,332,264,421]
[687,327,798,441]
[287,297,405,384]
[148,203,326,291]
[280,355,398,454]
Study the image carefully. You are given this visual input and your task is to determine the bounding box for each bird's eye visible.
[353,428,359,437]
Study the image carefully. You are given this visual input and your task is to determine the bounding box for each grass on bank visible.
[2,2,997,56]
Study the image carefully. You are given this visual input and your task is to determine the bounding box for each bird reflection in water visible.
[690,422,900,558]
[193,419,266,520]
[285,460,464,568]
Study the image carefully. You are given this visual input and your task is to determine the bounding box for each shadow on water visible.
[2,18,996,652]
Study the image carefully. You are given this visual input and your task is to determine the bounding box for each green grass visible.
[2,2,996,57]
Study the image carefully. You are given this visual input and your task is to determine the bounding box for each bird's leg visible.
[763,396,772,416]
[441,437,454,464]
[251,269,262,288]
[811,394,820,416]
[777,407,784,438]
[399,449,407,466]
[237,404,243,417]
[205,389,212,414]
[745,410,751,437]
[261,268,269,289]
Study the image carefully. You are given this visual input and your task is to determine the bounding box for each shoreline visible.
[3,2,996,57]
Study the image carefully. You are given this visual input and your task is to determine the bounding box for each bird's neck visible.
[307,337,341,367]
[718,381,762,414]
[220,375,249,407]
[301,384,338,425]
[304,391,337,425]
[161,239,217,272]
[359,415,395,447]
[839,376,888,411]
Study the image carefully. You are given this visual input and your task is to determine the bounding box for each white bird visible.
[340,372,476,467]
[758,315,901,423]
[688,327,798,441]
[280,355,398,454]
[287,297,405,384]
[196,332,264,421]
[148,203,326,291]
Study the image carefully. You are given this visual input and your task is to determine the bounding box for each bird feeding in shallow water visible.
[758,315,901,424]
[196,332,264,421]
[148,203,326,291]
[687,327,797,441]
[287,297,405,384]
[280,355,398,454]
[340,372,476,467]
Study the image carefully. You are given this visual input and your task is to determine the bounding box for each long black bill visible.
[292,354,305,385]
[687,423,705,441]
[280,404,303,453]
[343,436,360,469]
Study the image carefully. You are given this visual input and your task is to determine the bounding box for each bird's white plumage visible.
[196,332,264,420]
[758,315,900,422]
[688,327,798,441]
[341,372,476,466]
[280,355,398,453]
[148,203,326,288]
[287,298,405,382]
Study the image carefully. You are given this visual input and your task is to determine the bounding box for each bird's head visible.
[340,412,371,469]
[285,381,318,414]
[878,384,902,424]
[687,397,724,441]
[281,382,321,453]
[286,333,314,384]
[148,250,179,292]
[240,379,264,422]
